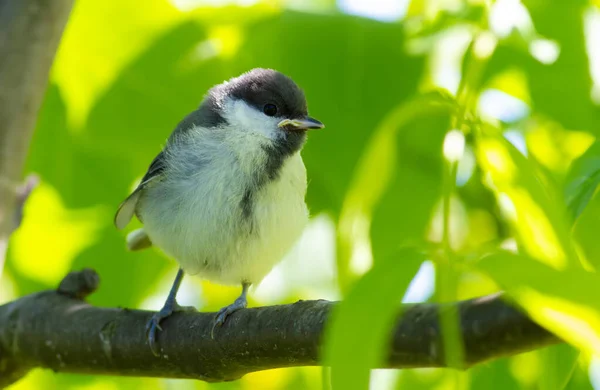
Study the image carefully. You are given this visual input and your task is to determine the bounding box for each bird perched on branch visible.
[114,68,324,356]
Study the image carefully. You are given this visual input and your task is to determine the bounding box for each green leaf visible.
[521,0,596,132]
[324,248,425,390]
[564,358,595,390]
[367,93,455,259]
[337,91,455,288]
[51,0,185,127]
[565,141,600,222]
[475,131,577,269]
[394,369,457,390]
[482,0,598,134]
[469,359,521,390]
[567,141,600,270]
[539,345,579,390]
[477,251,600,357]
[572,190,600,271]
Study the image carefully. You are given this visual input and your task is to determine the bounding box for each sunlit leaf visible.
[565,141,600,221]
[470,359,521,390]
[485,0,598,133]
[539,345,579,390]
[52,0,185,127]
[525,122,594,175]
[363,101,453,265]
[9,183,106,285]
[324,247,424,390]
[478,252,600,357]
[340,91,456,218]
[337,91,455,288]
[475,131,577,269]
[566,141,600,271]
[242,369,292,390]
[564,358,595,390]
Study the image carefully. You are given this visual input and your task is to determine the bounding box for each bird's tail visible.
[126,228,152,251]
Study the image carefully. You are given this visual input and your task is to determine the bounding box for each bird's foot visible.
[146,300,196,356]
[211,296,247,337]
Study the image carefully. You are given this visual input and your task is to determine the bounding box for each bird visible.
[114,68,324,356]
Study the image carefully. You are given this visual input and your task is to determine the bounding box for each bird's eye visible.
[263,104,278,117]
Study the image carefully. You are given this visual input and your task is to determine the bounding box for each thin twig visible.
[0,174,39,278]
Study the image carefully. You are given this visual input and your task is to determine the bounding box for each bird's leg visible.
[213,282,250,330]
[146,268,195,356]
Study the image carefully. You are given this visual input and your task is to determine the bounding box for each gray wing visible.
[114,151,166,229]
[115,103,224,230]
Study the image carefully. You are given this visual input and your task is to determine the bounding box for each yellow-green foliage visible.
[3,0,600,389]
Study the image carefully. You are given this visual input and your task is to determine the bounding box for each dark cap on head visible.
[173,68,323,139]
[216,68,309,120]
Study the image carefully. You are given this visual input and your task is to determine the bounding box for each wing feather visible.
[114,103,219,230]
[114,151,166,229]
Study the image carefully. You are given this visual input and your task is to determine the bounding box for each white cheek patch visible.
[222,98,283,141]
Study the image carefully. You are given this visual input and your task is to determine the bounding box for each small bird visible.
[114,68,324,355]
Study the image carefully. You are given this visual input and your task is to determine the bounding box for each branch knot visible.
[57,268,100,299]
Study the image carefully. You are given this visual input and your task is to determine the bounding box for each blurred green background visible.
[3,0,600,388]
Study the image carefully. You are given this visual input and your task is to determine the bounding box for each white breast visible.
[138,127,308,286]
[229,153,308,283]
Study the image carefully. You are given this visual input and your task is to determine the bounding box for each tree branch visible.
[0,269,560,387]
[0,0,73,255]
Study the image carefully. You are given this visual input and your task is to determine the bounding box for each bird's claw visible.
[211,296,247,338]
[214,307,232,328]
[146,307,171,356]
[146,301,196,356]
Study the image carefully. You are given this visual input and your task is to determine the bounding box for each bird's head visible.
[207,68,324,152]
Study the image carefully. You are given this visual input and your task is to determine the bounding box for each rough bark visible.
[0,269,560,387]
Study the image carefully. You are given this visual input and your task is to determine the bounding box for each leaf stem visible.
[437,30,492,370]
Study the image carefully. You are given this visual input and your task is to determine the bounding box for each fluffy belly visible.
[140,154,308,285]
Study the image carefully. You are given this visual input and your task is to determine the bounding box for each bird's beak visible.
[278,117,325,131]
